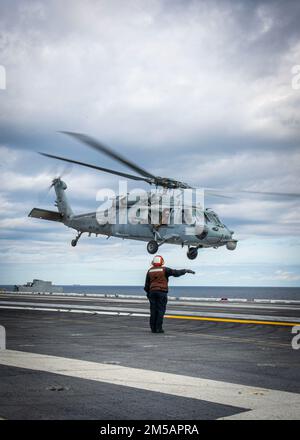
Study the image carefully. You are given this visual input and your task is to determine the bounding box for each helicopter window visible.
[169,208,174,225]
[192,207,204,224]
[206,211,224,226]
[181,209,194,225]
[161,208,170,225]
[204,213,211,223]
[213,213,224,227]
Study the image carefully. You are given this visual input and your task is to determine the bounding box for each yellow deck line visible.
[165,314,298,327]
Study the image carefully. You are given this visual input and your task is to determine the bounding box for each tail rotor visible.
[38,164,72,203]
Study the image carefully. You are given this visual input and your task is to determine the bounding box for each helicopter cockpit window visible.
[206,211,224,227]
[214,213,224,227]
[204,213,211,223]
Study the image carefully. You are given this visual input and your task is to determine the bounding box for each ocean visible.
[2,285,300,300]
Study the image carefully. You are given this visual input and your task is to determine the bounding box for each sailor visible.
[144,255,195,333]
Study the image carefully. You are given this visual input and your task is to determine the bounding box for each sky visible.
[0,0,300,287]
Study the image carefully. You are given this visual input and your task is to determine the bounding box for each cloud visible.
[0,0,299,151]
[166,149,300,189]
[273,270,300,281]
[0,0,300,285]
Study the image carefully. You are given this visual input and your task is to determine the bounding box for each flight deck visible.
[0,292,300,420]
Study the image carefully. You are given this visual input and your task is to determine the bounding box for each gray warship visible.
[14,279,63,293]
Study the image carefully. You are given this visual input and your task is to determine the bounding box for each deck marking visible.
[2,293,299,312]
[0,301,299,327]
[0,350,300,420]
[165,314,299,327]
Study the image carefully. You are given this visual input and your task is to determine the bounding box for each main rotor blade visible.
[204,190,235,199]
[236,189,300,198]
[60,131,157,180]
[39,152,152,183]
[205,188,300,199]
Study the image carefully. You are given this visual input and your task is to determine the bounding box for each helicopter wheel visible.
[71,239,77,247]
[147,240,159,254]
[187,247,198,260]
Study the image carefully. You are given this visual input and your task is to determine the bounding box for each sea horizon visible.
[2,284,300,300]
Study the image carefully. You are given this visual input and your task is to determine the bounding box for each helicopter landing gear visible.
[147,240,159,254]
[147,233,180,254]
[187,247,198,260]
[71,231,83,247]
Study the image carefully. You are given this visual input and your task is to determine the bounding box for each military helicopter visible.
[28,132,298,259]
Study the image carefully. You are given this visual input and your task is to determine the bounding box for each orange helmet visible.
[152,255,164,267]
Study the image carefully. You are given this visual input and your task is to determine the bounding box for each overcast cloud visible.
[0,0,300,286]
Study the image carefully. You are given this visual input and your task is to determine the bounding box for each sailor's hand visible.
[186,269,195,274]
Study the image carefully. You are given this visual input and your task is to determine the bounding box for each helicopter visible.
[28,132,299,260]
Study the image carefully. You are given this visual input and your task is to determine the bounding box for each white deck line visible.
[2,293,299,311]
[2,291,300,305]
[0,305,147,317]
[0,349,300,420]
[0,301,299,323]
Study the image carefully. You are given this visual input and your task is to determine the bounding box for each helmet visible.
[152,255,164,267]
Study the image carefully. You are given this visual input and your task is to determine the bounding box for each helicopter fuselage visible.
[67,209,235,249]
[29,176,237,259]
